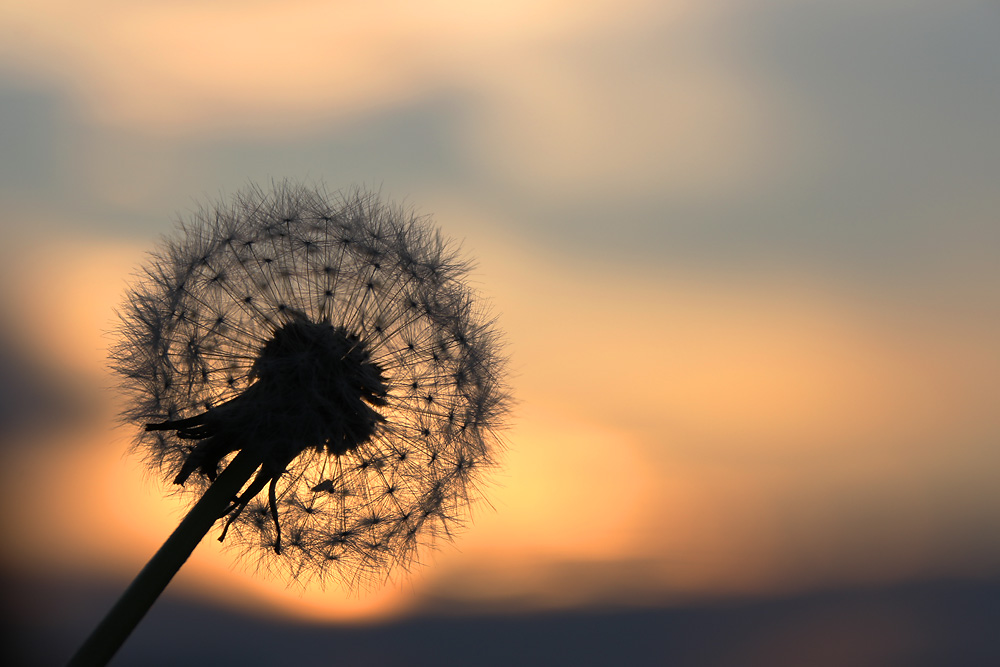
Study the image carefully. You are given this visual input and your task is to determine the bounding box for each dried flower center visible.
[146,318,389,554]
[250,319,389,457]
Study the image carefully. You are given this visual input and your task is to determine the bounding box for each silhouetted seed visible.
[76,182,509,667]
[111,182,509,586]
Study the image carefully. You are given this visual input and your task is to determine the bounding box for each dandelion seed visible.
[71,182,509,666]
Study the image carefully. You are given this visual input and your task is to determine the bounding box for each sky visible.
[1,0,999,663]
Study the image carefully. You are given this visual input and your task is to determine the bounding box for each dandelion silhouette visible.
[69,183,508,666]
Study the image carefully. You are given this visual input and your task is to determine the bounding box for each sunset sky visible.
[1,1,999,663]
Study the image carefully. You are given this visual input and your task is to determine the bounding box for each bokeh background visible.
[2,1,999,665]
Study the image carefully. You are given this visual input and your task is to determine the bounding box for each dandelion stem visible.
[67,445,266,667]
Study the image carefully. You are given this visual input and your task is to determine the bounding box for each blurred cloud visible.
[0,82,70,195]
[1,0,999,640]
[4,0,997,281]
[0,332,83,441]
[455,228,1000,598]
[0,0,680,135]
[0,228,144,375]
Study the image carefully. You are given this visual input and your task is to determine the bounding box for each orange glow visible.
[0,0,694,135]
[1,226,998,620]
[0,5,998,662]
[460,408,656,561]
[0,232,145,376]
[3,420,415,622]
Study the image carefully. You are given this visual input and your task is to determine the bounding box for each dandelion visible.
[69,182,509,666]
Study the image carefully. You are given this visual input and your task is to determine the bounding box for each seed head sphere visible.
[111,183,509,588]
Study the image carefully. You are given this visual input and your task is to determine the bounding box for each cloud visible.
[2,0,999,612]
[0,0,682,135]
[469,227,1000,594]
[461,12,816,201]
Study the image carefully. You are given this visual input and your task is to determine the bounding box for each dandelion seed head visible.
[111,182,509,589]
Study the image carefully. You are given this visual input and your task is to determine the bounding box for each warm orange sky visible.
[1,0,999,624]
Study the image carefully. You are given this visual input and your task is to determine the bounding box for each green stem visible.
[67,446,265,667]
